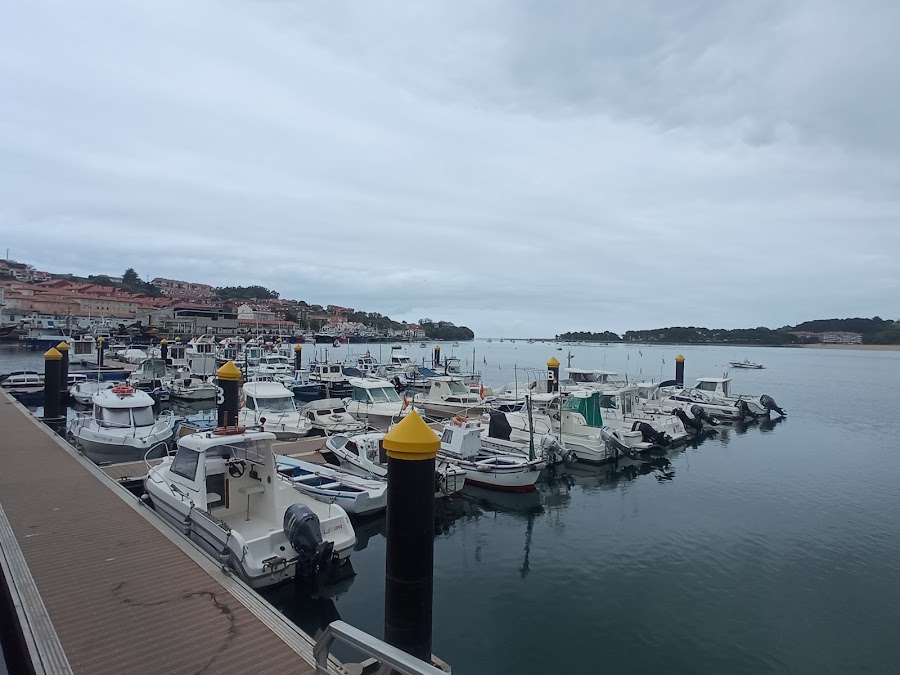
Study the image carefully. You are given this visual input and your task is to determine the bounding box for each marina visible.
[3,339,900,673]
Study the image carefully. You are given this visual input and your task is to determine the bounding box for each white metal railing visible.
[314,621,445,675]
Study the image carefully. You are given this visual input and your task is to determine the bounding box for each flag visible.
[479,383,485,399]
[401,394,409,411]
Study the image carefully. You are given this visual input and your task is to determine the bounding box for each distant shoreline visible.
[801,343,900,351]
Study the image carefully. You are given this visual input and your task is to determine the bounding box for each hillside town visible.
[0,258,450,341]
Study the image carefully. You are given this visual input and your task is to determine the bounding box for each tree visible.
[122,268,140,285]
[283,311,299,323]
[90,275,113,287]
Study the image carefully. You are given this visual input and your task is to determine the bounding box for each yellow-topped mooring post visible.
[160,338,169,363]
[96,336,105,368]
[294,343,303,372]
[547,356,560,393]
[56,340,70,398]
[42,347,63,424]
[216,361,242,427]
[675,354,685,387]
[383,410,440,663]
[433,344,440,368]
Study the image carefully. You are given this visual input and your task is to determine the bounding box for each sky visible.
[1,1,898,336]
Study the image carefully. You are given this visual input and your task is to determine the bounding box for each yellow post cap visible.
[294,344,303,351]
[547,356,560,367]
[434,345,440,349]
[176,336,181,341]
[383,410,440,461]
[97,337,104,343]
[160,338,168,345]
[44,347,62,360]
[55,341,70,351]
[675,354,685,362]
[216,361,242,381]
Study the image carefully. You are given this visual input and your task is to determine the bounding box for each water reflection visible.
[262,566,356,640]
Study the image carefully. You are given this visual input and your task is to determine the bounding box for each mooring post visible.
[97,337,105,368]
[160,338,169,364]
[383,410,439,663]
[42,347,63,423]
[675,353,685,387]
[294,343,303,373]
[433,344,440,368]
[547,356,560,393]
[216,361,242,427]
[56,341,70,398]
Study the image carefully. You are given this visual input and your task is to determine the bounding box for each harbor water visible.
[4,341,900,673]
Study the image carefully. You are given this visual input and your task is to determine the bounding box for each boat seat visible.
[238,484,266,521]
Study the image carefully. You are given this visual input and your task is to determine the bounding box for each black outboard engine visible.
[488,410,512,441]
[760,394,786,417]
[735,399,754,419]
[283,504,334,578]
[690,404,719,427]
[673,408,703,433]
[631,421,671,447]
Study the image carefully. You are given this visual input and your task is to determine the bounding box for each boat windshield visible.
[599,394,617,410]
[132,406,155,427]
[446,380,469,395]
[97,406,132,428]
[258,396,295,412]
[571,372,600,383]
[369,387,401,403]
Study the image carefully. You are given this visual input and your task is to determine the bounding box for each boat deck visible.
[0,393,334,675]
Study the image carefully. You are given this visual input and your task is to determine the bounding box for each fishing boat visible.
[729,359,765,369]
[438,417,544,492]
[67,385,175,464]
[417,376,486,419]
[145,428,355,589]
[289,368,322,402]
[344,377,412,430]
[275,455,387,516]
[325,432,467,497]
[302,398,367,435]
[239,381,311,439]
[307,362,353,399]
[166,375,218,401]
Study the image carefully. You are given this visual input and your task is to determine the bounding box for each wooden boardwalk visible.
[0,393,334,675]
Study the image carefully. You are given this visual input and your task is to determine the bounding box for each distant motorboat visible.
[729,359,765,369]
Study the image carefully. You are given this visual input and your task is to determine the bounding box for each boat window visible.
[330,366,341,374]
[132,406,155,427]
[446,380,468,394]
[697,381,717,392]
[171,447,200,480]
[620,395,633,414]
[599,395,617,410]
[346,441,359,456]
[721,382,730,397]
[441,428,453,444]
[352,387,369,403]
[333,407,346,414]
[260,396,295,412]
[370,387,401,403]
[245,396,256,410]
[317,410,331,416]
[99,407,132,428]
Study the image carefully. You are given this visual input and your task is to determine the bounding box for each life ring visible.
[111,385,134,395]
[212,425,246,436]
[451,415,468,426]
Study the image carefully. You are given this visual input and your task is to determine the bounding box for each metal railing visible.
[314,621,446,675]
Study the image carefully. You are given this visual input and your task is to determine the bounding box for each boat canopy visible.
[562,391,604,427]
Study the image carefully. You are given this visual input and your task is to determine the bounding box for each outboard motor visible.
[283,505,334,578]
[600,426,629,457]
[673,408,703,433]
[488,410,512,441]
[540,433,571,463]
[735,399,754,419]
[631,421,671,447]
[690,404,718,426]
[760,394,786,417]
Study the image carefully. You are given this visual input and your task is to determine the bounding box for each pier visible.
[0,393,410,675]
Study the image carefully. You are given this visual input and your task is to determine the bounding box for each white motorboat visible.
[417,377,486,419]
[275,455,387,516]
[659,378,786,420]
[127,358,177,390]
[482,410,572,467]
[344,377,412,430]
[302,398,367,435]
[166,375,218,401]
[325,432,467,497]
[120,348,149,365]
[438,417,544,492]
[729,359,765,369]
[145,428,355,589]
[252,354,295,380]
[70,379,120,406]
[558,368,622,391]
[67,385,175,464]
[239,381,311,439]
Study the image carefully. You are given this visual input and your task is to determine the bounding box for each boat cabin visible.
[91,387,156,429]
[311,363,347,383]
[353,355,380,376]
[304,398,349,422]
[189,334,216,355]
[426,377,481,404]
[389,349,412,368]
[256,355,292,373]
[349,379,403,405]
[564,369,618,386]
[69,336,98,361]
[439,420,482,459]
[242,382,297,414]
[694,377,731,398]
[2,372,43,388]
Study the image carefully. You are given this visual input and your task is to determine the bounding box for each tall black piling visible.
[547,356,560,393]
[160,338,169,364]
[294,343,303,372]
[56,340,70,398]
[675,353,685,387]
[433,344,440,368]
[42,347,63,424]
[216,361,242,427]
[97,337,105,368]
[383,410,439,663]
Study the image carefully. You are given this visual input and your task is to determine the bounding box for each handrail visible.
[314,621,445,675]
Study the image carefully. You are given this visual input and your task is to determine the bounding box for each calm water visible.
[5,341,900,673]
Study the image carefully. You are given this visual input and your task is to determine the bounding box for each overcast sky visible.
[1,1,898,335]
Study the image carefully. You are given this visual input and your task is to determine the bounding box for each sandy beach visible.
[802,343,900,351]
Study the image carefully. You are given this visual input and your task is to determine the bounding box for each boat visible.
[416,376,486,419]
[127,358,176,391]
[437,417,544,492]
[70,379,120,406]
[307,362,353,399]
[275,455,387,516]
[1,371,45,405]
[239,381,311,439]
[67,386,175,464]
[419,342,427,348]
[729,359,765,369]
[166,374,218,401]
[344,376,412,430]
[288,368,322,402]
[302,398,367,435]
[145,428,355,589]
[658,378,786,421]
[119,348,149,365]
[452,341,460,347]
[325,432,467,497]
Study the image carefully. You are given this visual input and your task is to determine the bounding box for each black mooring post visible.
[216,361,241,427]
[547,356,560,393]
[42,347,63,422]
[56,341,70,398]
[675,353,685,387]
